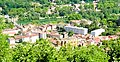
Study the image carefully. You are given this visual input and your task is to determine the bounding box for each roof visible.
[14,33,38,40]
[49,38,57,44]
[3,28,20,31]
[48,33,61,37]
[91,29,105,32]
[8,38,15,40]
[3,31,16,34]
[64,26,88,30]
[93,37,101,42]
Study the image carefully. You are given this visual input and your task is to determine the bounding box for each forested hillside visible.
[0,0,120,35]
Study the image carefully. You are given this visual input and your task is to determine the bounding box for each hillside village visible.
[1,0,120,62]
[1,0,119,48]
[2,15,118,48]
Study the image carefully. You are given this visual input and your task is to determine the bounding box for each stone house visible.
[2,28,21,36]
[8,33,39,44]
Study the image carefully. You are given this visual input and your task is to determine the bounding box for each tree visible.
[102,39,120,61]
[68,31,74,37]
[49,45,75,62]
[0,17,14,32]
[0,34,12,62]
[88,21,100,32]
[50,45,110,62]
[58,6,73,16]
[74,45,110,62]
[67,13,82,20]
[12,39,56,62]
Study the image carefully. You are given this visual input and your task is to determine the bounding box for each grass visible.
[17,18,68,25]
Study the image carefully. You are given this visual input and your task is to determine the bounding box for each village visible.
[0,0,118,48]
[1,0,120,61]
[2,15,118,48]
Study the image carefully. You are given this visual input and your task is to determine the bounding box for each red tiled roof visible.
[3,31,16,34]
[14,33,38,40]
[49,39,57,44]
[94,38,100,42]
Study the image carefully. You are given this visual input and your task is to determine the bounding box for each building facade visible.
[91,29,105,37]
[64,26,88,35]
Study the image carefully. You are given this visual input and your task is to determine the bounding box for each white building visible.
[64,26,88,35]
[91,29,105,37]
[30,34,39,43]
[12,33,39,43]
[8,38,15,44]
[39,32,47,39]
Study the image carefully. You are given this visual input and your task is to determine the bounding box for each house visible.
[8,38,15,44]
[3,31,16,36]
[39,32,47,39]
[39,26,46,32]
[50,24,57,30]
[46,25,52,30]
[99,36,109,40]
[108,35,118,40]
[62,32,68,38]
[30,34,39,43]
[49,38,58,45]
[38,24,57,31]
[48,32,63,39]
[31,30,47,39]
[64,26,88,35]
[2,28,21,36]
[91,29,105,37]
[10,33,39,43]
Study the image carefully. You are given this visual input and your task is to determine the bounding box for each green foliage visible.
[74,46,109,62]
[0,0,119,29]
[50,45,109,62]
[68,31,74,37]
[84,3,94,9]
[67,13,82,20]
[0,17,14,32]
[12,39,56,62]
[102,38,120,61]
[58,6,73,16]
[0,34,12,62]
[0,0,120,61]
[0,35,112,62]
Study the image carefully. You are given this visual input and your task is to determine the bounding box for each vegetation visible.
[1,0,120,62]
[0,0,120,35]
[102,38,120,62]
[0,37,111,62]
[68,31,74,37]
[0,19,119,62]
[0,17,14,32]
[0,34,12,62]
